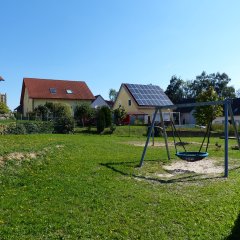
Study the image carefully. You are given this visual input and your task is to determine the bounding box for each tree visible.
[190,71,235,99]
[164,76,184,103]
[109,89,117,101]
[113,106,126,125]
[0,102,10,114]
[74,103,92,127]
[193,87,223,125]
[165,71,236,101]
[96,108,105,133]
[100,106,112,127]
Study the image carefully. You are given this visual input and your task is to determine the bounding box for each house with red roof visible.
[19,78,95,116]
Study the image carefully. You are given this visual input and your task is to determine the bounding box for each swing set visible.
[139,99,240,177]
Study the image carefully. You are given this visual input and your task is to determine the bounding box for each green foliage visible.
[165,76,184,103]
[53,103,72,118]
[110,124,116,133]
[113,106,126,125]
[4,121,54,135]
[100,106,112,127]
[5,123,26,134]
[109,88,117,101]
[33,105,50,120]
[191,71,235,98]
[44,102,55,112]
[165,71,236,102]
[74,103,92,127]
[96,108,105,133]
[193,87,223,125]
[0,102,10,114]
[54,116,74,134]
[23,122,40,134]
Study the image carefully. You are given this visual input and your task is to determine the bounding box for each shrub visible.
[37,121,54,133]
[110,124,116,134]
[113,106,126,125]
[5,123,26,135]
[23,122,40,134]
[53,103,72,118]
[34,105,50,121]
[74,103,92,126]
[54,117,74,134]
[100,106,112,127]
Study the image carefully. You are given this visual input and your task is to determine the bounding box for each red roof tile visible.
[20,78,95,104]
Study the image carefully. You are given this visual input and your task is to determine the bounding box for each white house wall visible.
[91,96,108,108]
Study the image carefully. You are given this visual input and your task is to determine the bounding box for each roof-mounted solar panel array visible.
[125,84,173,107]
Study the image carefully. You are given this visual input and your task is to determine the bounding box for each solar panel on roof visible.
[126,83,173,107]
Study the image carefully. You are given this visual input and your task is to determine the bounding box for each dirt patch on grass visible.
[0,144,65,167]
[4,152,38,161]
[161,158,224,177]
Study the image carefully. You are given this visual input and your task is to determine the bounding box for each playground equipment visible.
[170,111,213,162]
[139,99,240,177]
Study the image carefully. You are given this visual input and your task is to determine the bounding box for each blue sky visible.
[1,0,240,110]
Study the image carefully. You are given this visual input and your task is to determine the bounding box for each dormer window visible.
[66,89,73,94]
[49,88,57,94]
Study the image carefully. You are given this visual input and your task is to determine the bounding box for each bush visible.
[74,103,92,127]
[5,123,26,135]
[110,124,116,134]
[23,122,40,134]
[34,105,50,121]
[37,121,54,133]
[113,106,126,125]
[53,103,72,118]
[54,117,74,134]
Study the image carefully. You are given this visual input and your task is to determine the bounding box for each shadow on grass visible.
[100,159,226,184]
[225,213,240,240]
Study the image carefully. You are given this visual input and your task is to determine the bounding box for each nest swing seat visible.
[175,151,209,162]
[171,118,212,162]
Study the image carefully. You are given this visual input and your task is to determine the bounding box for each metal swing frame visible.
[139,99,240,177]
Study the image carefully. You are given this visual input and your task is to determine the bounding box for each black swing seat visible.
[176,151,209,162]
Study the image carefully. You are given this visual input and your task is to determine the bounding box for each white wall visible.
[91,96,109,108]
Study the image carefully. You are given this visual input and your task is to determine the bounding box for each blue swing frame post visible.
[224,100,229,177]
[139,99,240,178]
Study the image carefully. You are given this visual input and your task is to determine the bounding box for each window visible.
[128,99,131,106]
[49,88,57,94]
[66,89,73,94]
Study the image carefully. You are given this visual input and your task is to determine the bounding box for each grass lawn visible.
[0,131,240,239]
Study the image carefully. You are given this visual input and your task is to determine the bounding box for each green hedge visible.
[0,121,54,135]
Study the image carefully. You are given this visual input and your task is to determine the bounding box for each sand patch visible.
[4,152,37,161]
[160,159,224,178]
